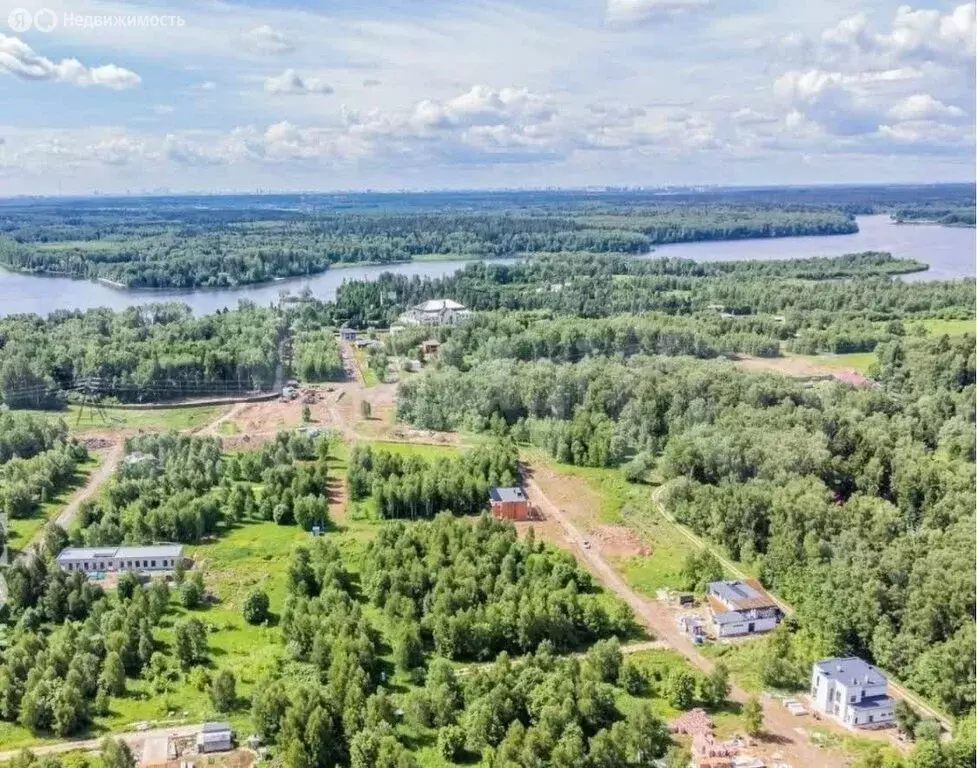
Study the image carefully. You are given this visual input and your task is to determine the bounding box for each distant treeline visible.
[892,205,976,227]
[0,201,861,288]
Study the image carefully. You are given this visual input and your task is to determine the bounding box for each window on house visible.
[151,560,156,567]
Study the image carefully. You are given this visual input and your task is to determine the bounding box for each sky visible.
[0,0,974,195]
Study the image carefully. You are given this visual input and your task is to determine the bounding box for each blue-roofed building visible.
[811,657,895,728]
[706,579,782,637]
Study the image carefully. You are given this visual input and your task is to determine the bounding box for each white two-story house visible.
[810,657,895,729]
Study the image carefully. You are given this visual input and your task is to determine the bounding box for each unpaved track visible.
[195,401,247,437]
[523,466,850,768]
[651,483,950,730]
[17,443,124,561]
[54,443,124,531]
[0,722,204,762]
[20,407,238,559]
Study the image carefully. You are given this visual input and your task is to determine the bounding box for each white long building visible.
[56,545,184,574]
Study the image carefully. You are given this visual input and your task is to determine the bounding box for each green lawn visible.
[5,453,102,556]
[19,404,223,434]
[369,441,465,460]
[791,352,877,374]
[908,318,975,336]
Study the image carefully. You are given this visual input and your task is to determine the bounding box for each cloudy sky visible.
[0,0,974,195]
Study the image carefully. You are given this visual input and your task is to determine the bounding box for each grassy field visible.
[20,404,224,434]
[4,453,102,556]
[352,347,380,387]
[790,352,877,374]
[369,441,465,460]
[522,451,710,595]
[908,317,974,336]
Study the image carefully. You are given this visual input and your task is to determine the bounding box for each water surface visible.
[0,215,972,317]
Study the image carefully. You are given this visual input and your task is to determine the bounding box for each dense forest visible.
[74,429,330,547]
[324,252,968,358]
[0,302,283,407]
[265,516,661,768]
[0,195,866,288]
[346,441,519,519]
[0,411,87,523]
[396,328,976,716]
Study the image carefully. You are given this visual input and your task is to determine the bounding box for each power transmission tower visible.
[74,376,113,427]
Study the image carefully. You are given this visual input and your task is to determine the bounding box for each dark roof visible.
[814,657,888,687]
[489,487,528,503]
[850,695,895,711]
[201,722,232,734]
[707,580,777,611]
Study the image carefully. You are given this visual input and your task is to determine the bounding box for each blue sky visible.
[0,0,974,194]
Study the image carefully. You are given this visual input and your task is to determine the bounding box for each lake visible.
[646,214,975,282]
[0,215,972,317]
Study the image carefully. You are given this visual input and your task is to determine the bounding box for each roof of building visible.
[415,299,465,312]
[814,657,888,687]
[57,545,184,562]
[849,695,895,711]
[201,722,232,734]
[712,611,748,626]
[707,579,778,611]
[489,487,528,503]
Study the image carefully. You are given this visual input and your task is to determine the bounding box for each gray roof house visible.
[56,545,184,574]
[811,657,895,728]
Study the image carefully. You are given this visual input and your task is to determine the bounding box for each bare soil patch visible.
[593,525,650,557]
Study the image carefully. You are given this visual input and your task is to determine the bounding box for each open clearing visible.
[733,352,876,378]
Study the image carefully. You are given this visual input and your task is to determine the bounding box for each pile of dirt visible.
[594,525,650,557]
[82,437,115,450]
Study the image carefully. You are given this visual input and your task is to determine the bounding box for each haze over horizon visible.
[1,0,974,196]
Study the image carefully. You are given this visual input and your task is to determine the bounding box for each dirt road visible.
[55,444,125,531]
[19,406,238,560]
[195,401,247,437]
[650,484,950,730]
[522,466,850,768]
[0,722,204,763]
[16,443,124,561]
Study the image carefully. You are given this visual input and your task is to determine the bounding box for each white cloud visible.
[606,0,712,23]
[264,69,334,95]
[799,3,976,70]
[0,34,140,89]
[764,3,976,151]
[889,93,965,121]
[732,107,778,125]
[243,25,295,55]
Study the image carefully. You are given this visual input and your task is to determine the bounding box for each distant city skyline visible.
[1,0,974,195]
